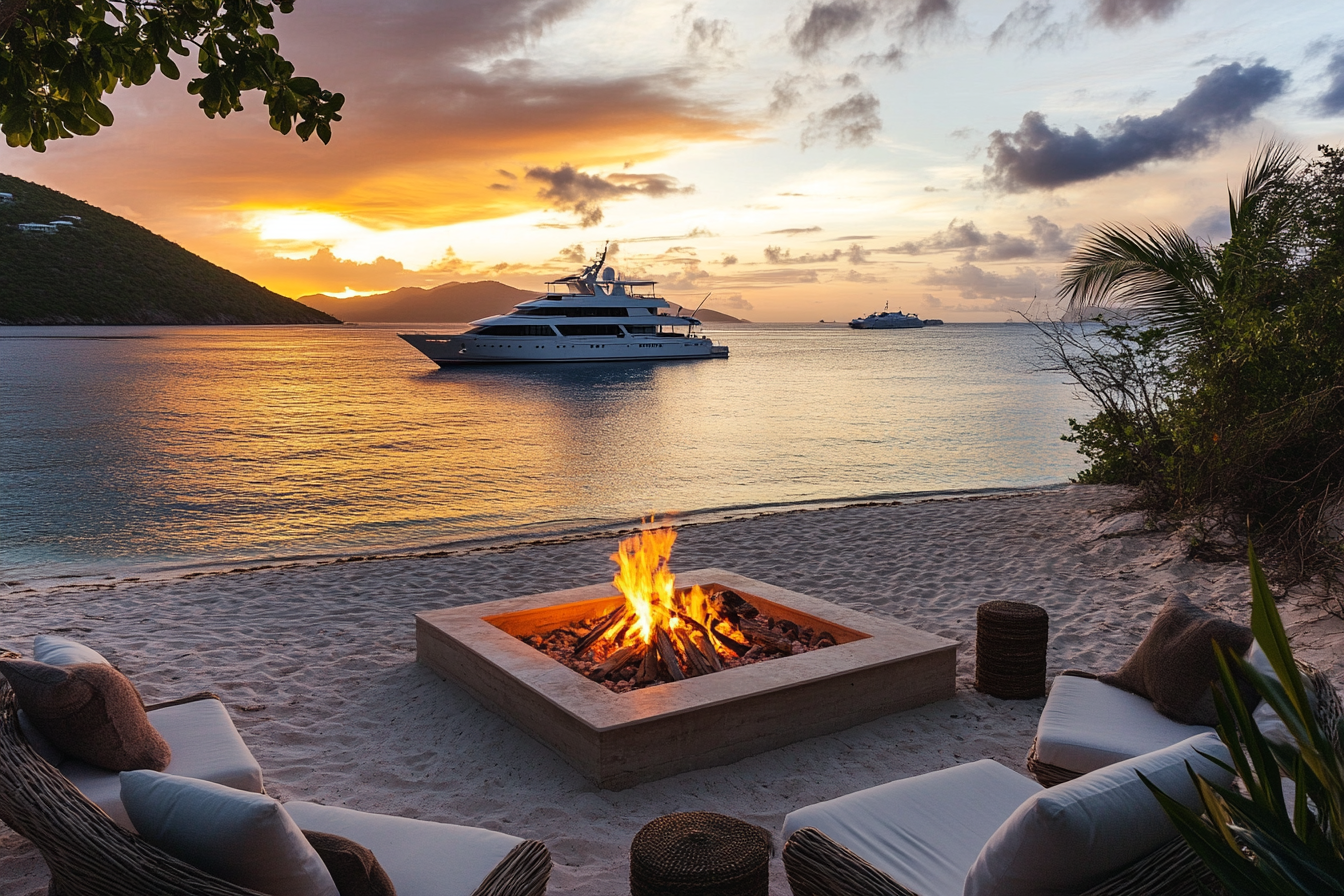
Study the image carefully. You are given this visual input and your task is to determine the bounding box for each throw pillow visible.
[303,830,398,896]
[121,770,339,896]
[963,732,1234,896]
[1097,593,1255,725]
[0,659,170,771]
[33,634,112,667]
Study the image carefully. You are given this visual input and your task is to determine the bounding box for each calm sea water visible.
[0,322,1088,588]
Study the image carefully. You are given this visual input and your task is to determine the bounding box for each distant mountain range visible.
[301,281,751,323]
[0,174,337,325]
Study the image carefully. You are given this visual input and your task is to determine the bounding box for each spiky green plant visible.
[1142,545,1344,893]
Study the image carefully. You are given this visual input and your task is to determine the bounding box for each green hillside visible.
[0,174,338,325]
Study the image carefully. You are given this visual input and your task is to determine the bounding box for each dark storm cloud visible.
[789,1,879,59]
[1090,0,1185,28]
[984,62,1288,192]
[888,216,1074,260]
[801,92,881,148]
[525,166,694,226]
[1319,48,1344,115]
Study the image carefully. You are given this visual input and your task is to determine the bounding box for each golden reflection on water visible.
[0,323,1084,579]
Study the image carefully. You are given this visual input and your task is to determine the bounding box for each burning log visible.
[571,605,627,658]
[588,644,641,682]
[655,629,687,681]
[636,641,661,685]
[679,618,725,671]
[672,627,715,677]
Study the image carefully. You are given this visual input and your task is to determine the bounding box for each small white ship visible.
[400,247,728,366]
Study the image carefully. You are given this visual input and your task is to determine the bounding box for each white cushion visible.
[964,732,1233,896]
[33,635,111,666]
[284,801,527,896]
[62,697,265,831]
[1034,674,1212,775]
[1244,639,1317,746]
[121,770,338,896]
[782,761,1044,896]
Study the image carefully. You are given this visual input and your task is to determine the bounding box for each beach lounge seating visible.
[11,635,266,829]
[781,732,1231,896]
[0,678,552,896]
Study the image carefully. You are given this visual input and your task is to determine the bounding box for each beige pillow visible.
[1098,593,1254,725]
[963,732,1233,896]
[121,770,339,896]
[0,659,170,771]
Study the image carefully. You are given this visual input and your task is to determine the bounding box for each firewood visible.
[655,628,687,681]
[778,619,801,641]
[673,627,714,677]
[587,645,640,682]
[636,640,661,684]
[740,619,793,654]
[571,605,627,657]
[679,618,725,671]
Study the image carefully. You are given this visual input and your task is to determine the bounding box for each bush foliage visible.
[1044,143,1344,583]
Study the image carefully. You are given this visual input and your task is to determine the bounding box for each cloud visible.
[687,17,733,55]
[840,269,884,282]
[923,185,947,191]
[556,243,589,263]
[1318,47,1344,115]
[989,2,1077,51]
[764,246,843,263]
[524,165,694,226]
[621,227,717,242]
[713,292,754,311]
[765,226,824,235]
[240,247,431,297]
[1089,0,1185,28]
[720,255,738,265]
[984,61,1288,192]
[1187,206,1232,244]
[802,91,882,148]
[833,234,875,239]
[789,1,879,59]
[891,0,958,42]
[770,75,807,116]
[856,44,906,68]
[888,215,1074,260]
[847,243,871,263]
[918,262,1053,300]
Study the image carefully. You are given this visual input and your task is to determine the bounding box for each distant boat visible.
[399,246,729,366]
[849,303,924,329]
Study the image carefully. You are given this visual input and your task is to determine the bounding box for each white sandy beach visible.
[2,484,1341,895]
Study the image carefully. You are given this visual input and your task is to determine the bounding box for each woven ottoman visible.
[630,811,770,896]
[975,600,1049,699]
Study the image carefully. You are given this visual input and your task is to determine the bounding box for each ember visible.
[518,525,836,692]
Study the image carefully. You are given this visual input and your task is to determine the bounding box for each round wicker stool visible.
[975,600,1049,699]
[630,811,770,896]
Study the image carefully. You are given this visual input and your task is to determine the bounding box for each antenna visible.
[687,293,710,335]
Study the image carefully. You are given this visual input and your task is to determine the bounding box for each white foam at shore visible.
[2,484,1339,895]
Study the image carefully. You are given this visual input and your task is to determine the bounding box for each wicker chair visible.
[0,682,551,896]
[1026,660,1344,787]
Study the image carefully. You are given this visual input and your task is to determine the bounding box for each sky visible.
[4,0,1343,321]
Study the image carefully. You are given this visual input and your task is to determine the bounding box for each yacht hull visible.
[400,333,728,366]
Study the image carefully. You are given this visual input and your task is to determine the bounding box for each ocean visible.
[1,322,1089,590]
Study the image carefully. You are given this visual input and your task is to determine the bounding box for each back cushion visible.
[33,635,112,667]
[963,732,1233,896]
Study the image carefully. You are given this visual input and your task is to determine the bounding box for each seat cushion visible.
[284,801,527,896]
[33,635,112,667]
[964,732,1233,896]
[1097,593,1253,725]
[0,659,171,771]
[61,696,265,831]
[1034,673,1212,776]
[782,761,1044,896]
[121,770,338,896]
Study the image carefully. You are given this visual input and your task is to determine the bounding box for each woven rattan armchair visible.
[0,682,551,896]
[1026,660,1344,787]
[783,827,1215,896]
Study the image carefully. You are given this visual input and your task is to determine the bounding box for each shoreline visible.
[1,483,1071,597]
[2,484,1338,895]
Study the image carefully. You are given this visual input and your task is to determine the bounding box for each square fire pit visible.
[416,569,956,789]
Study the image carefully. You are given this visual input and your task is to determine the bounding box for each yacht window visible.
[552,307,629,317]
[624,325,656,334]
[478,325,557,336]
[515,307,563,316]
[557,324,622,336]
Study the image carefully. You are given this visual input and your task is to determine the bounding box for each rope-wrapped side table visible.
[975,600,1049,699]
[630,811,770,896]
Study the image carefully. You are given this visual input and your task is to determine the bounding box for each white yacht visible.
[849,303,924,329]
[400,248,729,366]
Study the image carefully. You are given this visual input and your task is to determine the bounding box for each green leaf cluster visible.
[1143,544,1344,894]
[1047,143,1344,582]
[0,0,342,150]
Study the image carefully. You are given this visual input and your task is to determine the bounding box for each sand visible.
[2,484,1340,895]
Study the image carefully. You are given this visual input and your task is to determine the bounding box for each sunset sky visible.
[5,0,1343,320]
